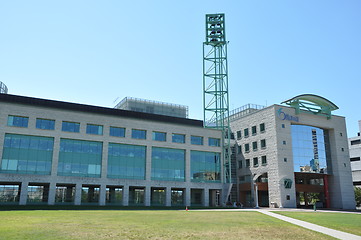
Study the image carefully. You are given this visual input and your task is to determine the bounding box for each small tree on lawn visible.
[355,187,361,207]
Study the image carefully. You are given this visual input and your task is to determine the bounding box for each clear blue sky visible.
[0,1,360,136]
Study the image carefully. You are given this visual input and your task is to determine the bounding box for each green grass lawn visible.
[275,211,361,236]
[0,210,333,240]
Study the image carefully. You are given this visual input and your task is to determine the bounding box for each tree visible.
[355,187,361,207]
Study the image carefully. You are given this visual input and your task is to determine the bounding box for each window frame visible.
[61,121,80,133]
[7,115,29,128]
[36,118,55,130]
[86,124,103,135]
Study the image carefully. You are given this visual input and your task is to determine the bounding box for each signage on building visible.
[277,108,299,122]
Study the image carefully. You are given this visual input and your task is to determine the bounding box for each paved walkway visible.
[257,209,361,240]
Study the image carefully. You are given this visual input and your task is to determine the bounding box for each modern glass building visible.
[0,94,226,207]
[231,94,356,209]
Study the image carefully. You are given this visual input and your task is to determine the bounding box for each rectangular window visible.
[236,130,242,139]
[191,136,203,145]
[1,134,54,175]
[110,126,125,137]
[62,121,80,133]
[244,128,249,138]
[260,123,265,133]
[36,118,55,130]
[209,138,220,147]
[253,157,258,167]
[86,124,103,135]
[350,157,361,162]
[152,147,185,181]
[262,156,267,165]
[245,143,250,153]
[238,145,242,154]
[132,129,146,139]
[351,139,361,145]
[245,159,250,167]
[238,160,242,168]
[7,115,28,128]
[252,126,257,135]
[261,139,266,149]
[153,131,166,141]
[282,124,285,128]
[191,151,221,182]
[252,141,258,151]
[172,133,185,143]
[58,139,102,178]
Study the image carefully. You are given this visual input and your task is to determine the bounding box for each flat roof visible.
[0,94,203,127]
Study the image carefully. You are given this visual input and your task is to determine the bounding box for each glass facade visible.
[106,186,123,205]
[81,186,99,204]
[190,151,221,182]
[1,134,53,175]
[151,188,166,206]
[55,185,75,204]
[132,129,146,139]
[129,187,144,206]
[171,189,184,206]
[152,131,166,141]
[108,143,146,179]
[7,116,28,127]
[27,185,49,203]
[151,147,185,181]
[58,139,102,177]
[191,136,203,145]
[36,118,55,130]
[291,125,329,174]
[62,121,80,133]
[172,133,185,143]
[86,124,103,135]
[110,127,125,137]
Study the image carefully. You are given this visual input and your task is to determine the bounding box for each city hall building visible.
[230,94,355,209]
[0,93,227,207]
[0,91,356,209]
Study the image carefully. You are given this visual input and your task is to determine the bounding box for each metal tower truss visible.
[203,13,231,184]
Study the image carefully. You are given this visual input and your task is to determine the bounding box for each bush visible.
[355,187,361,207]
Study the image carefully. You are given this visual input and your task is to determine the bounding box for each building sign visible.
[277,108,299,122]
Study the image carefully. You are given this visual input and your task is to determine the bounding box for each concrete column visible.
[203,188,209,207]
[146,146,152,181]
[19,181,29,205]
[185,150,191,182]
[99,184,107,206]
[74,183,82,205]
[145,186,151,206]
[166,186,171,207]
[51,137,61,177]
[185,188,191,206]
[101,142,109,179]
[123,185,129,206]
[47,182,57,205]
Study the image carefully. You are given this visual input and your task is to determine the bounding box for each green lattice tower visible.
[203,13,231,184]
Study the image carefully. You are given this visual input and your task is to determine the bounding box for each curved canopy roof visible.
[281,94,338,119]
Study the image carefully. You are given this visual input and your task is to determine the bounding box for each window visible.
[350,157,361,162]
[238,160,242,169]
[244,128,249,138]
[252,141,258,151]
[253,157,258,167]
[172,133,185,143]
[230,133,235,140]
[36,118,55,130]
[261,156,267,165]
[236,130,242,139]
[341,148,344,152]
[284,158,288,162]
[132,129,146,139]
[7,115,28,127]
[261,139,266,149]
[351,139,361,145]
[244,143,250,153]
[191,136,203,145]
[283,140,286,145]
[245,159,250,167]
[191,151,221,182]
[86,124,103,135]
[252,126,257,135]
[238,145,242,154]
[152,147,185,181]
[152,131,166,141]
[62,121,80,133]
[282,124,285,128]
[110,126,125,137]
[260,123,265,133]
[209,138,220,147]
